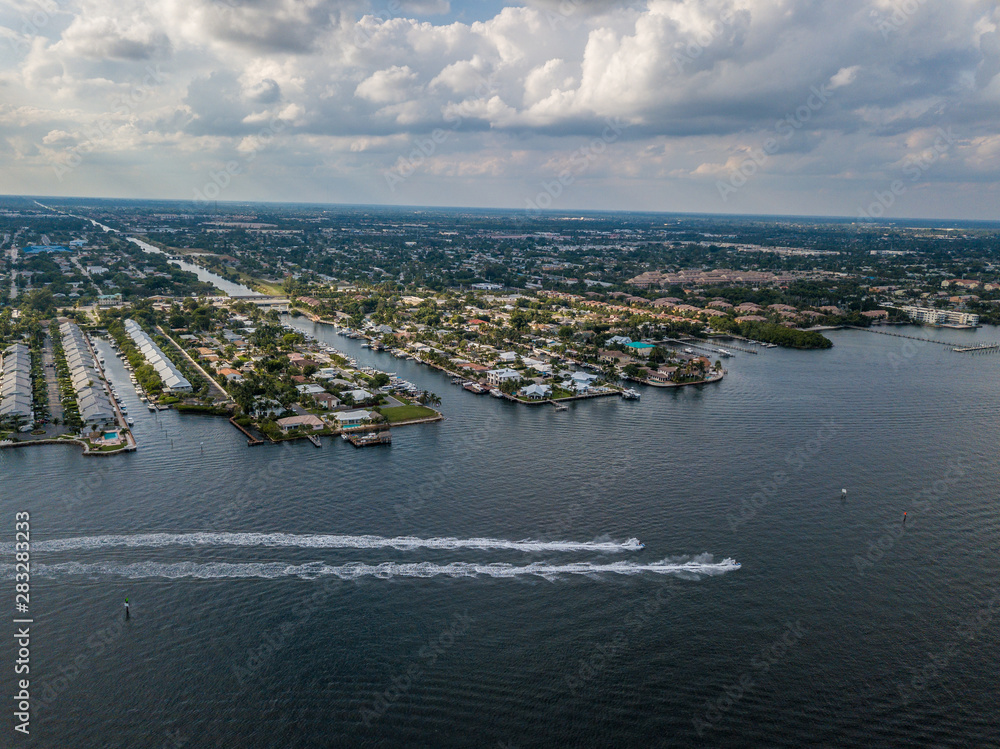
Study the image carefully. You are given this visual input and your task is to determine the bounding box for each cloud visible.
[0,0,998,217]
[61,15,172,61]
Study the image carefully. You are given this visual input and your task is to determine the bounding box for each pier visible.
[952,343,1000,354]
[344,428,391,447]
[846,326,999,352]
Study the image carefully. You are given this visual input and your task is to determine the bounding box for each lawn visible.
[379,405,437,423]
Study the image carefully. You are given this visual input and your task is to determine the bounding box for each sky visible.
[0,0,998,220]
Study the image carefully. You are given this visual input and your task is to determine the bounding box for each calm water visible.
[86,217,257,296]
[2,323,998,748]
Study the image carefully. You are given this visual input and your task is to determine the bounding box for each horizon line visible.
[5,193,998,227]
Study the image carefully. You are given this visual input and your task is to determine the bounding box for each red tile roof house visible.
[459,362,490,372]
[861,310,889,321]
[217,368,244,382]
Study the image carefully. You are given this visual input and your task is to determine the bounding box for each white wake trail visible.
[4,533,644,554]
[3,557,740,581]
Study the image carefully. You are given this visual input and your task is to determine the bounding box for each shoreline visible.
[0,435,137,456]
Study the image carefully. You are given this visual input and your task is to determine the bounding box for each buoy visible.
[841,488,847,496]
[903,512,907,525]
[124,597,130,620]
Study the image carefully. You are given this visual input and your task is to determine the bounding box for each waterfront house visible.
[337,409,374,426]
[626,341,655,358]
[518,383,552,400]
[276,414,325,432]
[486,368,520,386]
[647,366,678,384]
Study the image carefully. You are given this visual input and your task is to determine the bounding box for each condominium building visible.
[900,306,979,327]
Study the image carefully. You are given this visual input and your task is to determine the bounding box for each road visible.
[38,334,69,438]
[9,245,17,299]
[155,325,232,402]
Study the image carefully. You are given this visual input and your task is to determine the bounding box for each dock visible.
[344,429,391,447]
[847,326,999,353]
[952,343,1000,354]
[306,434,322,447]
[660,338,757,355]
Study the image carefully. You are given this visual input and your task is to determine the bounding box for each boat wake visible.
[0,532,644,554]
[1,557,741,581]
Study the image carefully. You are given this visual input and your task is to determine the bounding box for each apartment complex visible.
[899,306,980,327]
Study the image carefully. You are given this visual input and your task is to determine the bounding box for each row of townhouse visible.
[0,343,32,425]
[123,320,193,393]
[59,322,117,428]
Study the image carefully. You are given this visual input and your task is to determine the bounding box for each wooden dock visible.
[306,434,322,447]
[344,430,391,447]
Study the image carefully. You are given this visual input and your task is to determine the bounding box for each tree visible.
[510,309,531,332]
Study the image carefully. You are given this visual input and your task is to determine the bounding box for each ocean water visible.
[2,322,998,748]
